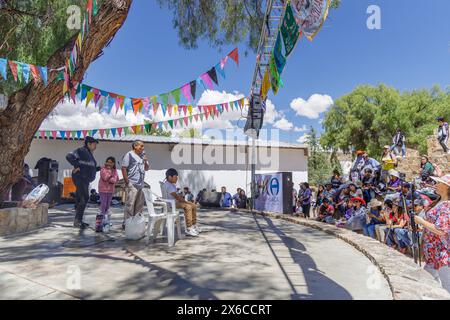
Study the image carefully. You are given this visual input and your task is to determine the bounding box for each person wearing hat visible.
[436,117,449,154]
[381,145,397,183]
[66,136,100,229]
[413,174,450,291]
[363,199,385,239]
[346,197,367,232]
[386,169,402,197]
[385,197,411,253]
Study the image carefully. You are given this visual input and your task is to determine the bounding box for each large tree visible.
[320,84,450,156]
[0,0,133,200]
[0,0,340,202]
[158,0,341,52]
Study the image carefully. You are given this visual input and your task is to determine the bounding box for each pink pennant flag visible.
[141,125,145,133]
[220,56,229,69]
[183,117,189,126]
[163,121,168,130]
[82,130,88,138]
[142,98,150,114]
[152,123,158,129]
[51,131,57,139]
[181,84,191,102]
[200,73,214,90]
[182,105,187,116]
[40,131,46,139]
[174,119,178,128]
[153,103,159,115]
[205,110,210,120]
[198,106,202,113]
[117,127,123,136]
[223,103,229,112]
[194,114,199,122]
[99,129,105,138]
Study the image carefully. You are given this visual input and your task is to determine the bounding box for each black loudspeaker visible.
[199,192,222,208]
[35,157,52,185]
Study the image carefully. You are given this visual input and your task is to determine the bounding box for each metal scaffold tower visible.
[246,0,288,211]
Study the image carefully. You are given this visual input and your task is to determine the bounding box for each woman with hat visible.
[385,197,411,253]
[346,197,367,233]
[413,174,450,292]
[381,145,397,183]
[363,198,385,239]
[386,169,402,197]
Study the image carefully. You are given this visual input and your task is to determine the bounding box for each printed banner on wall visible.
[254,173,284,214]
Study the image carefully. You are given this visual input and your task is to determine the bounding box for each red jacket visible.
[98,167,119,193]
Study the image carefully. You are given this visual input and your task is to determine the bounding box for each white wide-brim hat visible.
[430,174,450,187]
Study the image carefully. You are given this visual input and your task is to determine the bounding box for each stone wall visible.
[0,204,49,236]
[396,136,449,180]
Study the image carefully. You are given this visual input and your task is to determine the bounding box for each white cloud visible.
[297,134,310,144]
[41,100,147,130]
[294,125,309,132]
[290,94,333,119]
[274,118,294,131]
[40,90,246,134]
[263,99,281,124]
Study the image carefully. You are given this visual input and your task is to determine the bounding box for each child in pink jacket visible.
[96,157,119,232]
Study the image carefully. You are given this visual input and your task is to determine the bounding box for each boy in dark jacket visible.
[66,136,100,229]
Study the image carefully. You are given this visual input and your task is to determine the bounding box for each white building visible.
[25,135,309,195]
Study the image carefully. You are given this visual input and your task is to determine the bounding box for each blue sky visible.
[48,0,450,144]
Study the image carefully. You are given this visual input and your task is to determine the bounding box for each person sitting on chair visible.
[163,168,200,237]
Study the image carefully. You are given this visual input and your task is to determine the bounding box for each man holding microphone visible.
[121,140,150,230]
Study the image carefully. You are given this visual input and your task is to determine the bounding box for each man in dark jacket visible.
[66,136,100,229]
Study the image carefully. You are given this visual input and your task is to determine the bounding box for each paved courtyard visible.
[0,204,392,300]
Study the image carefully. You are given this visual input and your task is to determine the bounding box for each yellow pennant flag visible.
[261,69,271,99]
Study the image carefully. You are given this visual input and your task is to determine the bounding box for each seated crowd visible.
[293,149,448,259]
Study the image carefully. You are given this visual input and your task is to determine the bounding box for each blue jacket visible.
[221,192,232,207]
[66,146,99,182]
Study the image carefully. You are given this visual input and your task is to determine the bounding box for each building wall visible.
[25,139,308,196]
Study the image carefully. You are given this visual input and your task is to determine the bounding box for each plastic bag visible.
[22,184,49,209]
[125,213,146,240]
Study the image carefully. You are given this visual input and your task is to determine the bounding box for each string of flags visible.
[36,97,246,140]
[261,0,331,98]
[0,58,48,85]
[62,0,99,96]
[69,48,239,112]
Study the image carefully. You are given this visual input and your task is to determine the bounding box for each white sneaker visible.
[193,224,201,233]
[186,227,199,237]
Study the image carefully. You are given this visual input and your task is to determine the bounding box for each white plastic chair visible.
[142,188,181,247]
[159,181,187,236]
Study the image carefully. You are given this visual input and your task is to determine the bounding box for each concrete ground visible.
[0,204,392,300]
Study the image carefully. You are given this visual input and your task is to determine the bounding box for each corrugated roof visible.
[95,134,308,150]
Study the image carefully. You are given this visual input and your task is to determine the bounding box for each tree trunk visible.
[0,0,133,202]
